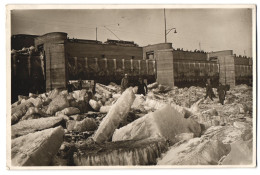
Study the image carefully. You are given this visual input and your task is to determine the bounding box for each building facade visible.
[11,32,253,102]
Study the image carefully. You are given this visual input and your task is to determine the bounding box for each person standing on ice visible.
[78,77,83,90]
[204,82,215,101]
[137,77,148,96]
[121,74,129,93]
[217,82,226,105]
[92,80,96,94]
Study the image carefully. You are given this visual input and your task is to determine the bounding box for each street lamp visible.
[165,28,177,43]
[167,28,177,34]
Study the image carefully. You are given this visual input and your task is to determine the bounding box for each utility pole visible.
[96,27,97,41]
[164,8,177,43]
[224,57,226,85]
[199,42,201,50]
[164,8,167,43]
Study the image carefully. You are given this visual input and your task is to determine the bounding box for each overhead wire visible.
[12,12,224,51]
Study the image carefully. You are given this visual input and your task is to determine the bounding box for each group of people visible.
[205,80,227,105]
[69,75,226,106]
[121,74,148,95]
[122,75,227,105]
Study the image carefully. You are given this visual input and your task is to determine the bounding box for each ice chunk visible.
[112,105,202,144]
[11,126,64,166]
[93,87,135,143]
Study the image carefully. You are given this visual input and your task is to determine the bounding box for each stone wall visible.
[66,42,143,60]
[234,56,251,65]
[67,57,156,84]
[11,51,44,102]
[173,50,207,61]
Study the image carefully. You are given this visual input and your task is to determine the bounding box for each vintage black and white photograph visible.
[6,5,256,168]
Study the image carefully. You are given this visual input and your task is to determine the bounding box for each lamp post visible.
[164,8,177,43]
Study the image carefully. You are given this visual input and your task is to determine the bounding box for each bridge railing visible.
[67,57,156,83]
[173,61,219,79]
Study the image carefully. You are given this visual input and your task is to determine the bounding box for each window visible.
[146,51,154,59]
[209,57,218,62]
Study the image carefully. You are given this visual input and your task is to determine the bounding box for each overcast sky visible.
[11,8,253,57]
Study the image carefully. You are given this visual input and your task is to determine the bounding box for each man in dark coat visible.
[67,81,73,92]
[205,82,215,100]
[217,83,226,105]
[224,84,230,96]
[92,80,96,94]
[137,77,148,96]
[121,74,129,93]
[78,78,83,90]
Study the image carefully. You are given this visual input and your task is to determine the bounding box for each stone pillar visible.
[218,55,235,88]
[155,49,174,87]
[45,43,67,91]
[37,33,68,91]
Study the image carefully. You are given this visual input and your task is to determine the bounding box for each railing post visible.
[122,59,125,73]
[104,58,108,70]
[138,60,141,75]
[85,57,88,69]
[95,57,98,71]
[146,60,149,75]
[153,60,156,74]
[113,59,117,71]
[28,52,32,78]
[130,59,133,72]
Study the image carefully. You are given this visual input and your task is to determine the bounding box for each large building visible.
[11,32,253,102]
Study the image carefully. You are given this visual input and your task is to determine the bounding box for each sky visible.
[11,8,253,57]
